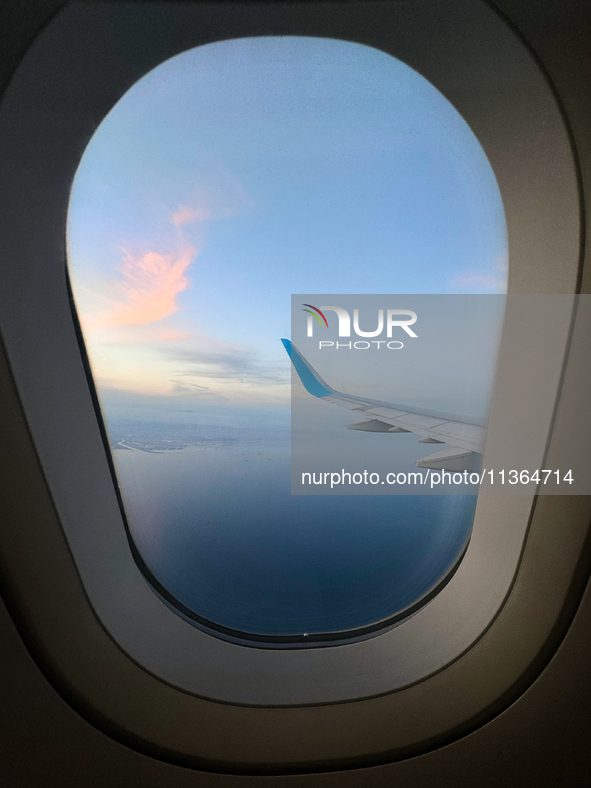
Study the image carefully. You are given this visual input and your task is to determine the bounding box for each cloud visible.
[171,381,211,395]
[171,205,211,227]
[103,326,193,344]
[166,343,289,386]
[88,199,211,332]
[451,253,508,293]
[83,170,254,335]
[104,244,196,327]
[452,273,507,292]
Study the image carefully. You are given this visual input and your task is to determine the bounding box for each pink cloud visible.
[105,244,196,327]
[85,183,253,333]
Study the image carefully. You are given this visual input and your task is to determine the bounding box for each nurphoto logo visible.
[302,304,417,349]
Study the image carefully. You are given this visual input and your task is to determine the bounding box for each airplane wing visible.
[282,338,486,471]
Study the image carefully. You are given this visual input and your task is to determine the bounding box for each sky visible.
[66,35,508,426]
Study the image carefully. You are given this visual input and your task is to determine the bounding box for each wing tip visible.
[280,338,333,398]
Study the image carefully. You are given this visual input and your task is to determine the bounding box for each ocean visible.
[110,423,475,637]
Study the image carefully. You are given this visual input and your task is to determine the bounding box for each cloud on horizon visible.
[171,380,212,395]
[165,343,289,387]
[96,385,291,431]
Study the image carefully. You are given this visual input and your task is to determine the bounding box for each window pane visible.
[67,37,507,641]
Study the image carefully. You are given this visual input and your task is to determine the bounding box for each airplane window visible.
[66,36,507,643]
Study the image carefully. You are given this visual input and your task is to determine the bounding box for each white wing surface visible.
[282,339,486,471]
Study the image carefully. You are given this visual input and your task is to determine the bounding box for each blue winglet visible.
[281,339,334,398]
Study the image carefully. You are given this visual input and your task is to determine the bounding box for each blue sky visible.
[66,35,507,423]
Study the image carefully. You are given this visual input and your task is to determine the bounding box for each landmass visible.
[106,419,289,454]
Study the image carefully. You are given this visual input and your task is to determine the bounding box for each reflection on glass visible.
[67,37,507,639]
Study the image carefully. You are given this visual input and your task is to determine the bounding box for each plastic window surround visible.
[0,0,587,774]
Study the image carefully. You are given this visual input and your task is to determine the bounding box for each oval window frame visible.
[0,0,587,774]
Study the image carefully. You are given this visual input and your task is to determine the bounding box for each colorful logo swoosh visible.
[302,304,328,328]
